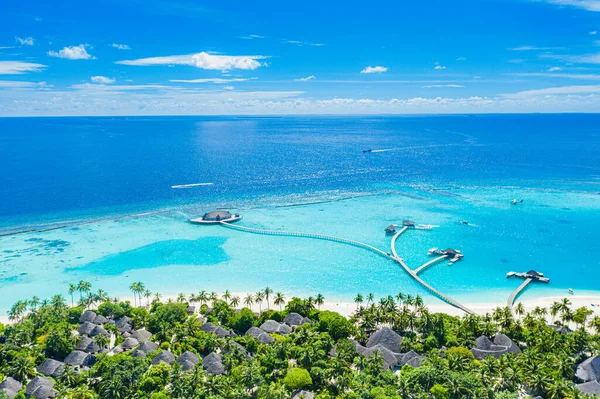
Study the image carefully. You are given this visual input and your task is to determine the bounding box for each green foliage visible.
[227,307,257,333]
[98,301,128,319]
[284,297,314,316]
[44,322,75,359]
[316,310,353,341]
[283,367,312,391]
[430,384,449,399]
[147,302,188,334]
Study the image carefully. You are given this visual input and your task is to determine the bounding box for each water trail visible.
[171,183,214,189]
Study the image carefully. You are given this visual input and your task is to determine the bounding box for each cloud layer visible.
[48,45,95,60]
[0,61,47,74]
[116,52,266,71]
[360,66,387,74]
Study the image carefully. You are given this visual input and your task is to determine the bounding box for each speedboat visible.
[363,149,372,153]
[510,199,524,205]
[427,247,439,255]
[568,288,574,295]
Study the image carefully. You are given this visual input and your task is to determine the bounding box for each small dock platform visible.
[506,270,549,310]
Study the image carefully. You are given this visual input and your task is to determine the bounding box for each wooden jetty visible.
[506,270,550,310]
[414,255,448,275]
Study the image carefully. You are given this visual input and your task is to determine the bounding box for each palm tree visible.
[274,292,285,311]
[231,296,240,308]
[29,296,40,311]
[223,290,232,304]
[366,293,374,306]
[515,302,525,319]
[354,293,364,310]
[315,293,325,309]
[264,286,273,309]
[154,292,162,302]
[143,290,152,307]
[395,292,405,306]
[68,283,77,306]
[8,300,27,322]
[129,282,138,307]
[77,280,92,301]
[244,294,254,309]
[255,291,265,313]
[588,315,600,334]
[177,292,186,303]
[198,290,208,305]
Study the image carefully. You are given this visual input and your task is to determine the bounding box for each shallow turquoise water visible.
[1,185,599,314]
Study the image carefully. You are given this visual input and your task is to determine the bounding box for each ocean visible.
[1,115,599,314]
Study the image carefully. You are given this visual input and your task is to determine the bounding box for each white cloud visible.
[116,51,266,71]
[311,43,326,47]
[591,31,598,34]
[0,80,45,88]
[48,45,95,60]
[91,76,115,84]
[0,61,47,74]
[15,37,34,46]
[547,66,563,71]
[295,75,316,81]
[504,84,600,98]
[223,86,234,90]
[509,45,554,51]
[111,43,131,50]
[456,57,466,61]
[574,53,600,63]
[539,0,600,12]
[422,84,465,88]
[169,77,253,83]
[360,66,388,74]
[510,72,600,80]
[434,64,447,70]
[284,40,325,47]
[238,34,264,40]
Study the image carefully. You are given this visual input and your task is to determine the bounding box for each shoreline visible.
[4,291,599,325]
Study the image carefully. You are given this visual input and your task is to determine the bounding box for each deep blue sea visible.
[1,115,599,315]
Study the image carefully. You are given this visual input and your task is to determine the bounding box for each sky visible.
[1,0,600,115]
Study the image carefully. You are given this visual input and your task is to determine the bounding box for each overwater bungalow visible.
[506,270,550,283]
[385,224,397,235]
[189,211,242,225]
[402,220,416,228]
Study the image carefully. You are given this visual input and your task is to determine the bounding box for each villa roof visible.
[36,359,65,378]
[385,225,396,232]
[25,376,55,399]
[64,351,96,367]
[292,391,315,399]
[203,211,233,221]
[576,380,600,396]
[366,327,403,353]
[130,329,152,343]
[576,355,600,382]
[177,351,200,371]
[526,270,542,277]
[79,310,97,324]
[203,352,225,375]
[151,350,175,365]
[0,377,22,399]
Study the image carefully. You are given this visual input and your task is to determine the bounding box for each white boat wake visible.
[171,182,214,189]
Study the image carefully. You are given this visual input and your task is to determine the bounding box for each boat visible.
[568,288,574,295]
[510,199,524,205]
[460,220,469,225]
[427,247,439,255]
[363,149,372,153]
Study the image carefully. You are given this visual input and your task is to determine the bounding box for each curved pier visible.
[414,255,448,275]
[219,222,392,259]
[219,221,475,315]
[507,278,532,310]
[390,230,475,315]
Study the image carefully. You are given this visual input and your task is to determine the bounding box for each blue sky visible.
[1,0,600,115]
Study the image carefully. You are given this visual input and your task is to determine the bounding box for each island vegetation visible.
[1,281,599,399]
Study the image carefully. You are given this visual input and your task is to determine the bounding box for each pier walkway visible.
[414,255,448,275]
[390,230,475,314]
[507,278,533,310]
[219,222,392,259]
[219,221,475,315]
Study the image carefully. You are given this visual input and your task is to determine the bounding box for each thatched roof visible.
[36,359,65,378]
[245,326,265,338]
[89,325,109,337]
[362,344,399,370]
[576,355,600,382]
[25,376,55,399]
[0,377,23,399]
[77,321,96,336]
[64,351,96,367]
[76,336,100,353]
[576,380,600,396]
[214,327,231,338]
[151,350,175,365]
[260,320,282,333]
[292,390,315,399]
[130,329,152,343]
[200,322,218,333]
[494,334,521,355]
[203,210,233,221]
[404,356,424,368]
[548,324,571,335]
[116,316,133,334]
[222,341,250,358]
[349,339,366,354]
[283,312,305,326]
[79,310,97,324]
[132,341,159,357]
[93,314,109,325]
[278,324,292,335]
[121,337,140,350]
[471,334,520,360]
[177,351,200,371]
[366,327,403,353]
[203,352,225,375]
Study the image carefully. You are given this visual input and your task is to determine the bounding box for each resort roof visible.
[203,352,225,375]
[366,327,403,353]
[576,380,600,396]
[576,355,600,382]
[151,350,175,365]
[203,210,233,221]
[36,359,65,378]
[177,351,200,371]
[0,377,22,399]
[526,270,542,278]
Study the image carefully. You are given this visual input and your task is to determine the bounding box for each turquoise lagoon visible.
[1,115,600,315]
